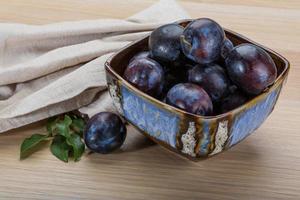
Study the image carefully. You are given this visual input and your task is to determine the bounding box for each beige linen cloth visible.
[0,0,189,133]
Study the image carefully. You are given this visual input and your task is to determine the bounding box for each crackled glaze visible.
[210,120,228,156]
[181,122,197,157]
[108,83,124,115]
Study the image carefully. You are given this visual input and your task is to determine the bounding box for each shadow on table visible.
[85,125,264,170]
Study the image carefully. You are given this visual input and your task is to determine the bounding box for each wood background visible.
[0,0,299,199]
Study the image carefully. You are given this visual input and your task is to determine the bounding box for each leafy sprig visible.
[20,113,86,162]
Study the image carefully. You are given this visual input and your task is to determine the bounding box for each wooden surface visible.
[0,0,299,199]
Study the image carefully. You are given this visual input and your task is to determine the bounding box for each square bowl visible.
[105,19,290,160]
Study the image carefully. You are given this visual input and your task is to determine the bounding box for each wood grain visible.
[0,0,299,199]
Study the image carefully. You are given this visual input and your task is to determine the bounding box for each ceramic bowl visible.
[105,20,290,160]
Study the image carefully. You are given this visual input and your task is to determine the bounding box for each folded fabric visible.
[0,0,189,133]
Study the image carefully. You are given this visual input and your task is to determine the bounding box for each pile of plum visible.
[83,18,278,155]
[124,18,277,116]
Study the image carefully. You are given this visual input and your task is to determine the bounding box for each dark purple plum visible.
[163,72,179,94]
[219,91,248,113]
[225,44,277,95]
[180,18,225,64]
[163,68,185,93]
[170,57,197,71]
[149,24,184,63]
[163,62,195,94]
[221,38,234,59]
[84,112,126,154]
[166,83,213,116]
[124,58,164,97]
[188,63,230,102]
[228,84,239,94]
[129,51,151,63]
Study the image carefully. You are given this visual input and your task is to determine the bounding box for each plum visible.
[219,91,248,113]
[124,58,164,97]
[84,112,126,154]
[225,44,277,95]
[129,51,151,63]
[149,24,184,63]
[221,38,234,59]
[166,83,213,116]
[188,64,230,102]
[163,61,195,94]
[180,18,225,64]
[163,67,187,93]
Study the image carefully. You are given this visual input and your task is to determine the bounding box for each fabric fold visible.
[0,0,190,133]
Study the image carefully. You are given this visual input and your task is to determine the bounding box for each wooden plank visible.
[0,0,299,199]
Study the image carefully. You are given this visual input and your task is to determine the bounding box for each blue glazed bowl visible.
[105,20,290,160]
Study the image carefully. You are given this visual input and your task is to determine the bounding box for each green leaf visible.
[64,115,72,126]
[50,135,70,162]
[71,118,85,136]
[20,134,49,159]
[56,115,72,138]
[66,134,85,161]
[19,114,87,163]
[56,123,70,138]
[46,117,58,135]
[70,114,78,119]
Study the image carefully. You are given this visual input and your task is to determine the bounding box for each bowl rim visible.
[105,19,290,120]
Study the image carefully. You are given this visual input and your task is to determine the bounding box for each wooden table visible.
[0,0,299,199]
